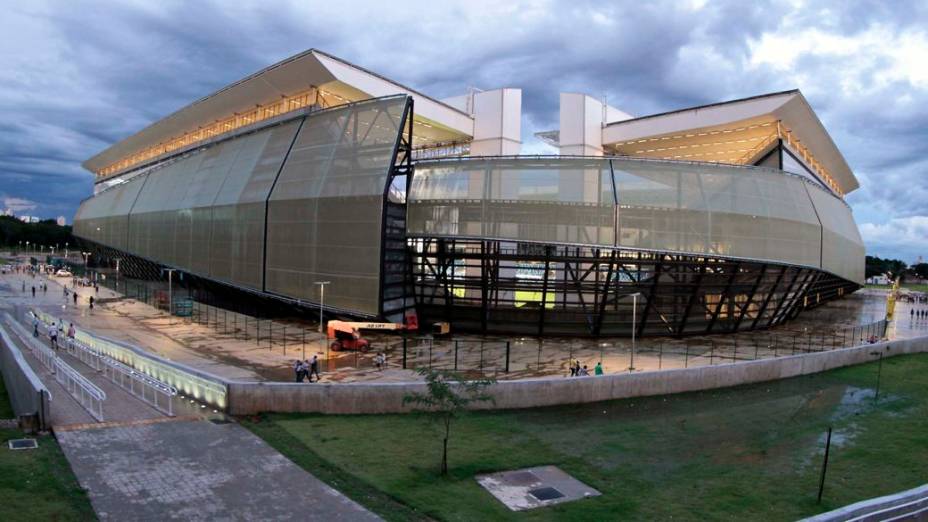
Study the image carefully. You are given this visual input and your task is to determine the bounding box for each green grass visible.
[243,354,928,521]
[0,376,96,521]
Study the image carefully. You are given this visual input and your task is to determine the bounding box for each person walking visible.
[308,355,321,382]
[21,280,25,293]
[293,360,305,383]
[48,322,59,350]
[594,361,604,375]
[67,323,76,340]
[31,285,35,298]
[89,295,94,311]
[32,316,39,337]
[73,292,78,305]
[579,365,590,376]
[374,352,386,371]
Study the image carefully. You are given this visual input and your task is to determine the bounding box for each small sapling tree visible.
[403,368,495,476]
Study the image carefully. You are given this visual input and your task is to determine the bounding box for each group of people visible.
[568,359,604,377]
[910,309,928,319]
[32,315,76,351]
[293,356,322,383]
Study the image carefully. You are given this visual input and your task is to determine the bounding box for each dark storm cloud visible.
[0,0,925,260]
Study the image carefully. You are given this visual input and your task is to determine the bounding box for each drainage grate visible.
[8,439,38,450]
[529,487,564,501]
[209,419,232,425]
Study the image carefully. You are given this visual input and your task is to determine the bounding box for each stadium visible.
[73,49,865,337]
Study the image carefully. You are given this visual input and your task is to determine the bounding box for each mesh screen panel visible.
[804,183,865,284]
[265,96,407,315]
[409,157,862,284]
[73,174,148,250]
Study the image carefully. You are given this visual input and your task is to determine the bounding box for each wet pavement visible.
[3,255,921,384]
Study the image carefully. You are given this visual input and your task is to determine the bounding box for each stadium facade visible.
[74,49,865,336]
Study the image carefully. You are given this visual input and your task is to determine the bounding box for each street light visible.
[314,281,331,333]
[65,242,69,258]
[114,258,122,293]
[624,292,643,372]
[163,268,178,319]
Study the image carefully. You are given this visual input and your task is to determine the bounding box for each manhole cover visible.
[529,487,564,501]
[505,471,539,486]
[209,419,231,425]
[8,439,38,450]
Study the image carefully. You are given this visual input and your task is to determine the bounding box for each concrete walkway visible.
[55,419,380,521]
[1,270,381,521]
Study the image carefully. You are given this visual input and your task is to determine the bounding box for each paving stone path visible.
[56,419,380,521]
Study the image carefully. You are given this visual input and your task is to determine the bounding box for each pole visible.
[629,293,638,372]
[315,281,330,333]
[817,426,833,504]
[872,351,883,402]
[505,341,510,373]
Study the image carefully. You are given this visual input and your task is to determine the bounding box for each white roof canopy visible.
[602,90,858,194]
[84,49,474,174]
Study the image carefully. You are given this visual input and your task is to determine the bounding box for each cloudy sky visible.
[1,0,926,261]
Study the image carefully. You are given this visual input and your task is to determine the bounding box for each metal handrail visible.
[7,315,105,421]
[53,357,106,421]
[66,336,176,416]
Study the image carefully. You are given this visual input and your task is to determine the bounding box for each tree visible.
[912,263,928,280]
[865,255,907,280]
[403,368,495,476]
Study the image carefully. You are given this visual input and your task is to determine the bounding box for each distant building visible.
[866,275,891,285]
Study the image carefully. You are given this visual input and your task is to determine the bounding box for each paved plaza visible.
[4,259,925,385]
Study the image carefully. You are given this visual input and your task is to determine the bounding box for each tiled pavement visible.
[55,419,380,521]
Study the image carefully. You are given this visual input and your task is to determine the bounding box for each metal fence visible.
[381,319,890,378]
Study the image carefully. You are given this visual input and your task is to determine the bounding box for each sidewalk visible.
[1,271,382,521]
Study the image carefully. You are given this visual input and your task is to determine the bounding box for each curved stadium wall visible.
[74,96,864,337]
[406,157,864,336]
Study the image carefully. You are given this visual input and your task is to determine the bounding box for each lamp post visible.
[65,242,69,258]
[315,281,331,333]
[625,292,642,372]
[25,241,29,256]
[114,258,121,293]
[164,268,177,319]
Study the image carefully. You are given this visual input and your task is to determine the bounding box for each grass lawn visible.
[244,354,928,521]
[0,376,96,521]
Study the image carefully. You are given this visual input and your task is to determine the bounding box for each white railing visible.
[52,357,105,421]
[7,315,105,422]
[64,337,103,371]
[65,336,176,416]
[32,309,226,410]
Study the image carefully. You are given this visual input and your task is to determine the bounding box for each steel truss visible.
[409,237,860,337]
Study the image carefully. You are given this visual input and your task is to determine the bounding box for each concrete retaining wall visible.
[227,336,928,415]
[0,322,51,431]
